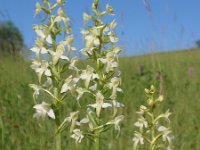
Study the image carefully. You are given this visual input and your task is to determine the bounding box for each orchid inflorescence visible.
[30,0,124,149]
[133,85,174,150]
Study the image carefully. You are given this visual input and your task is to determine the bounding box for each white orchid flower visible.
[84,27,101,47]
[106,4,114,15]
[133,132,144,149]
[107,115,124,133]
[49,50,69,65]
[29,84,40,98]
[60,76,79,93]
[83,12,91,24]
[30,46,48,54]
[89,84,97,91]
[75,87,87,100]
[43,77,52,87]
[134,116,148,130]
[31,60,51,81]
[35,2,41,16]
[88,92,112,117]
[80,65,99,88]
[70,129,84,143]
[33,25,53,44]
[64,111,79,132]
[65,35,76,51]
[112,100,124,108]
[69,57,78,71]
[158,126,174,143]
[109,20,117,30]
[64,111,79,123]
[80,47,95,56]
[155,109,171,123]
[107,77,122,99]
[99,51,118,72]
[33,101,55,119]
[54,8,70,25]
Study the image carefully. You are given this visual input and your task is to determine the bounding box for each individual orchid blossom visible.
[88,92,112,117]
[83,12,91,25]
[107,115,124,133]
[134,116,148,130]
[158,126,174,143]
[80,65,99,88]
[107,77,122,99]
[54,7,70,26]
[60,76,79,94]
[33,101,55,120]
[133,132,144,149]
[84,27,101,47]
[29,84,40,99]
[68,57,79,71]
[30,45,48,55]
[106,4,114,15]
[35,2,41,16]
[31,60,51,81]
[70,129,84,143]
[111,100,124,108]
[33,25,53,44]
[48,48,69,65]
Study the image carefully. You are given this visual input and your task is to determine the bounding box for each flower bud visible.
[147,98,154,107]
[157,95,164,102]
[150,85,156,94]
[106,4,114,15]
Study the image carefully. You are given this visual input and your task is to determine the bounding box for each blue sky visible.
[0,0,200,55]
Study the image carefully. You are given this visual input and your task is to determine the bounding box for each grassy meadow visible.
[0,49,200,149]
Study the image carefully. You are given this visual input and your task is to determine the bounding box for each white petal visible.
[88,104,97,108]
[89,84,97,91]
[60,55,69,61]
[30,47,40,53]
[41,47,48,54]
[36,29,45,39]
[46,35,53,44]
[99,58,107,64]
[80,118,89,124]
[64,117,72,122]
[55,16,62,22]
[61,83,69,93]
[117,88,122,92]
[102,103,112,108]
[45,69,52,76]
[80,73,91,80]
[93,38,100,45]
[158,126,168,132]
[47,109,55,119]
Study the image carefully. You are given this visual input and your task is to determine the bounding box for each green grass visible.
[0,49,200,149]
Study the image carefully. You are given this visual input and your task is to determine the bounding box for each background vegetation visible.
[0,21,24,55]
[0,48,200,149]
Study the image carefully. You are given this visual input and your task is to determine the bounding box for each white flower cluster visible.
[65,0,124,143]
[30,0,78,122]
[133,86,173,150]
[30,0,124,145]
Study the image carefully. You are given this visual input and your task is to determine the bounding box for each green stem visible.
[150,109,156,150]
[55,111,61,150]
[55,125,62,150]
[94,131,100,150]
